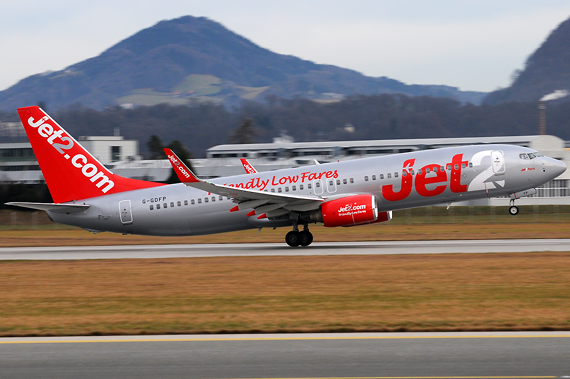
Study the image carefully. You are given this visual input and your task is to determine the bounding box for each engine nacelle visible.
[300,194,391,227]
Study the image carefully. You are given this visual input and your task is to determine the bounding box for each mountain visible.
[484,16,570,105]
[0,16,486,111]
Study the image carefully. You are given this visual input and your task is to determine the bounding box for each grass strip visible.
[1,253,569,336]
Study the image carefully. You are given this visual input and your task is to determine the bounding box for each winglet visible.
[164,148,200,183]
[240,158,258,174]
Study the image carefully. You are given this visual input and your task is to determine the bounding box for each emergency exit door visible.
[119,200,133,225]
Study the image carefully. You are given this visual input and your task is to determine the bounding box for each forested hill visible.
[8,95,561,159]
[484,15,570,104]
[0,16,484,111]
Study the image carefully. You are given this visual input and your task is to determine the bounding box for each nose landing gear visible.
[509,199,519,216]
[285,224,314,247]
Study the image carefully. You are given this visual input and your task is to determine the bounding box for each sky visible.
[1,0,570,93]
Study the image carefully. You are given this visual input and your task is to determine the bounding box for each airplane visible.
[6,106,567,247]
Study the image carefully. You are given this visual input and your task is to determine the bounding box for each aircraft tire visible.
[509,205,519,216]
[285,231,301,247]
[299,231,313,246]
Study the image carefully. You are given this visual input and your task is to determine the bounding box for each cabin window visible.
[394,172,399,178]
[447,164,452,170]
[308,183,312,189]
[461,163,466,168]
[292,185,297,191]
[365,176,369,181]
[337,179,341,185]
[164,203,168,209]
[469,162,473,168]
[156,204,160,209]
[150,205,154,210]
[191,199,195,205]
[169,202,174,208]
[219,196,223,201]
[350,178,354,183]
[285,186,289,192]
[380,174,384,179]
[177,201,181,207]
[402,172,407,177]
[205,198,209,203]
[440,166,445,172]
[271,188,275,193]
[329,180,333,186]
[418,169,422,175]
[426,168,430,173]
[343,179,347,184]
[454,164,459,170]
[372,175,376,180]
[300,184,304,190]
[387,173,391,179]
[211,196,215,202]
[184,200,188,206]
[198,198,202,204]
[316,182,321,188]
[278,188,282,193]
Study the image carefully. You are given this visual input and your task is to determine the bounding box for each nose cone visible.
[547,158,567,178]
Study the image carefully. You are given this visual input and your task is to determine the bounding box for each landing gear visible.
[285,225,313,247]
[285,230,300,247]
[509,199,519,216]
[299,225,313,247]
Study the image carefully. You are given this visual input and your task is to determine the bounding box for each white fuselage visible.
[47,144,566,236]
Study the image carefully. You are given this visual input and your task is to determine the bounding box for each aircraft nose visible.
[553,159,567,176]
[546,158,567,177]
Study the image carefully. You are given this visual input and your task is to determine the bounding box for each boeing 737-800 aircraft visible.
[6,106,567,246]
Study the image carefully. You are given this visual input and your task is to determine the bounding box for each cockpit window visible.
[528,153,536,159]
[535,152,543,157]
[519,153,529,159]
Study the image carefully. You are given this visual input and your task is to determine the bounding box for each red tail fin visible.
[17,106,164,203]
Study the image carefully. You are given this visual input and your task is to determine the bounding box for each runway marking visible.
[1,334,570,344]
[177,377,558,379]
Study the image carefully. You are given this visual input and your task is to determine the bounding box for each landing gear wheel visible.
[299,231,313,247]
[285,231,301,247]
[509,205,519,216]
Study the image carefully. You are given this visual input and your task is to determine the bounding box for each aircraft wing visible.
[6,202,90,213]
[164,149,324,217]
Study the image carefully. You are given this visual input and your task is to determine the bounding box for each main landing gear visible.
[509,199,519,216]
[285,224,314,247]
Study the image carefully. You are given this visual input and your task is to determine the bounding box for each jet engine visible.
[300,194,392,227]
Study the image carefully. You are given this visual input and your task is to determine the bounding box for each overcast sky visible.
[1,0,570,93]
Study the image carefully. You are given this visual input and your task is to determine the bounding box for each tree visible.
[146,135,166,159]
[228,118,257,144]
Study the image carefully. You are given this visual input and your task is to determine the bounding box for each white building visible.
[78,136,140,165]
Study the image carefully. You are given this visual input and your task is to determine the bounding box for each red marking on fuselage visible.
[382,153,468,202]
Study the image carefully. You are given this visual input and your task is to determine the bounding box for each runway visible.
[0,239,569,260]
[1,332,569,378]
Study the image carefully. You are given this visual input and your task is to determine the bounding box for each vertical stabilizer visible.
[17,106,163,203]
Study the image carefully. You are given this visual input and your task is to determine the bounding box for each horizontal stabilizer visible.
[5,202,90,213]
